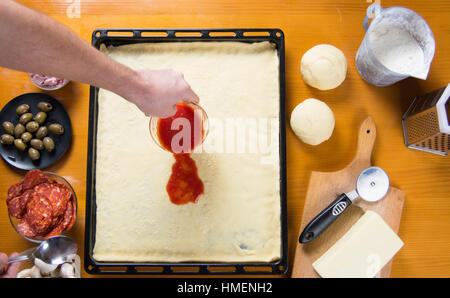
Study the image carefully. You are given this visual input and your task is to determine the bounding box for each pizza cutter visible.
[299,166,390,244]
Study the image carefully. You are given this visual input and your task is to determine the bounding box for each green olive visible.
[21,132,33,143]
[25,121,39,133]
[30,139,44,150]
[35,126,48,139]
[16,104,30,116]
[2,121,15,135]
[49,123,64,135]
[14,123,25,138]
[43,137,55,152]
[34,112,47,125]
[1,134,14,145]
[19,113,33,125]
[37,101,53,112]
[14,139,27,151]
[28,148,40,161]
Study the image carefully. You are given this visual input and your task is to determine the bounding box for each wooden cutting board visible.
[291,116,405,278]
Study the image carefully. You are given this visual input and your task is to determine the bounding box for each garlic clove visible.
[50,266,61,278]
[34,258,58,275]
[60,262,76,278]
[16,268,33,278]
[30,266,42,278]
[73,255,81,278]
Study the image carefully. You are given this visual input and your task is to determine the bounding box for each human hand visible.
[124,69,200,118]
[0,252,20,278]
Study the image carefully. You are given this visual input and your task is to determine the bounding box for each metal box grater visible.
[402,84,450,156]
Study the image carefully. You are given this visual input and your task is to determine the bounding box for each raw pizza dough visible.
[301,44,347,90]
[290,98,335,146]
[93,42,281,262]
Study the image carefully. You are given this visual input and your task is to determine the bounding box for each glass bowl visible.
[149,102,209,153]
[28,73,69,91]
[9,171,77,244]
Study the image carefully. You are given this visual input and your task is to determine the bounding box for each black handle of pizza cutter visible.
[299,193,353,243]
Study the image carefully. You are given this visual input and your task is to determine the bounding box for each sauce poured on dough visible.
[157,103,204,205]
[166,153,204,205]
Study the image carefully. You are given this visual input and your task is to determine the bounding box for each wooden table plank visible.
[0,0,449,278]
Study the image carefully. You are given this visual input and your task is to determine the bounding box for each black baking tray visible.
[84,28,287,275]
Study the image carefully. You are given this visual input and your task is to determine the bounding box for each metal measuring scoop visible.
[299,166,390,243]
[7,235,77,265]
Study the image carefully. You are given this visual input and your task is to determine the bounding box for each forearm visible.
[0,0,138,96]
[0,0,199,117]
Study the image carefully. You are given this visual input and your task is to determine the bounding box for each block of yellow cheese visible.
[312,210,403,278]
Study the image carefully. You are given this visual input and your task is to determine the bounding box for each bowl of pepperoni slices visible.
[6,170,77,243]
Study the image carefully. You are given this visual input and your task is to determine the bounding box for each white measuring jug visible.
[356,4,435,86]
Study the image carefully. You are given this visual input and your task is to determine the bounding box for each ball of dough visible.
[301,44,347,90]
[290,98,335,146]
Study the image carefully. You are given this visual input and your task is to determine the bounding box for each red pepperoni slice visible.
[17,219,37,238]
[24,195,54,235]
[44,196,75,238]
[7,196,23,219]
[44,221,65,239]
[61,197,73,231]
[33,183,70,217]
[52,183,71,216]
[63,197,76,231]
[22,170,49,191]
[44,215,64,239]
[51,214,63,227]
[6,189,34,219]
[7,182,23,202]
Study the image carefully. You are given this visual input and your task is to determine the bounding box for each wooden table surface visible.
[0,0,449,278]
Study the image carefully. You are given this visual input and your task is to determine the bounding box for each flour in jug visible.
[369,25,425,78]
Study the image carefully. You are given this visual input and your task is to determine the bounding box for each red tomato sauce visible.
[156,103,205,205]
[166,154,204,205]
[157,103,203,154]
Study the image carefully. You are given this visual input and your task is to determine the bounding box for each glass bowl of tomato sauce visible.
[149,102,209,153]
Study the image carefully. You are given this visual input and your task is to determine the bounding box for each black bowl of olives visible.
[0,93,72,170]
